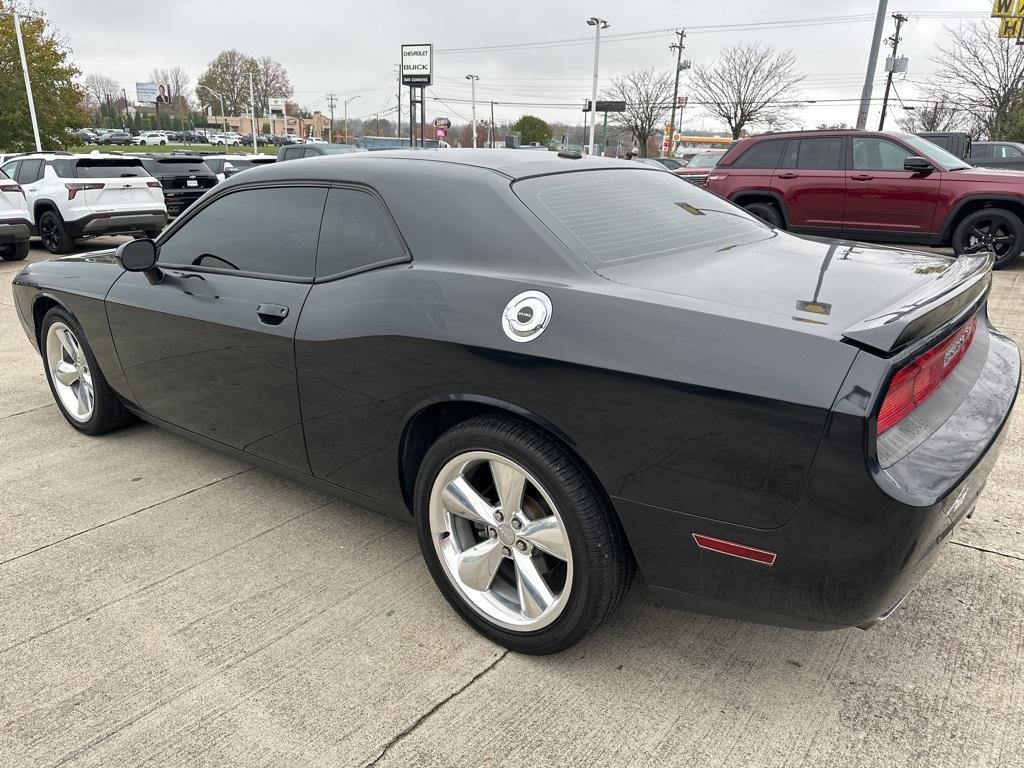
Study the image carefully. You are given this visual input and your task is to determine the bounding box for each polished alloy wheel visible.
[960,218,1016,258]
[429,450,573,631]
[45,322,94,422]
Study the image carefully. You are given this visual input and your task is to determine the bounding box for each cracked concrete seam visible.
[0,467,256,568]
[361,650,511,768]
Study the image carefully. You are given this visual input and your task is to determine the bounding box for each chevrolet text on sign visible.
[401,44,433,86]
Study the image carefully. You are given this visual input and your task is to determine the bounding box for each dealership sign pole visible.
[402,44,433,148]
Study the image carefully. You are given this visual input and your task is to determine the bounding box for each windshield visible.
[688,153,722,168]
[898,133,972,170]
[515,168,772,269]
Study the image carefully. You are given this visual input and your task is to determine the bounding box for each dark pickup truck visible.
[969,141,1024,171]
[138,155,218,217]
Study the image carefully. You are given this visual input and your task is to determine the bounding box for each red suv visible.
[707,129,1024,268]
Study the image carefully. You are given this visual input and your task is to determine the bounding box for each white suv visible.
[0,153,167,254]
[133,131,169,146]
[0,166,31,261]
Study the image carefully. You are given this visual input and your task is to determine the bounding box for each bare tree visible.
[895,92,965,133]
[602,68,673,157]
[252,55,293,116]
[689,43,804,139]
[83,73,118,107]
[929,22,1024,140]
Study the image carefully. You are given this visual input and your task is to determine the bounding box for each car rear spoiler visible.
[842,252,993,355]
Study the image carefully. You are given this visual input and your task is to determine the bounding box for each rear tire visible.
[952,208,1024,269]
[39,307,134,435]
[414,415,633,654]
[38,210,74,254]
[1,241,29,261]
[743,201,784,228]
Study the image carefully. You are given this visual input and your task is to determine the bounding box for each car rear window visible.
[515,169,772,269]
[688,153,721,168]
[223,158,275,170]
[149,158,213,175]
[74,159,149,178]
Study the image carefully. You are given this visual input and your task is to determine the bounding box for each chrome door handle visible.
[257,303,289,325]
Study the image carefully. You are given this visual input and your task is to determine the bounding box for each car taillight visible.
[147,181,162,188]
[0,182,23,196]
[65,182,104,200]
[877,316,977,434]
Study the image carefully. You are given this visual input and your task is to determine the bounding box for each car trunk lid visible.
[597,232,989,354]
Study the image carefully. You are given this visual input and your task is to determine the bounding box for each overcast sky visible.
[47,0,992,133]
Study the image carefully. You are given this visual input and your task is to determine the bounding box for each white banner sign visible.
[401,44,433,86]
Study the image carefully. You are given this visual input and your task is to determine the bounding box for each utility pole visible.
[344,95,360,145]
[586,16,609,156]
[466,74,479,148]
[666,29,687,158]
[490,101,495,148]
[326,92,338,142]
[878,13,908,130]
[856,0,889,129]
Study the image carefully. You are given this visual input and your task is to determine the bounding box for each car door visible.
[294,187,411,493]
[770,137,846,233]
[842,135,941,238]
[105,185,328,472]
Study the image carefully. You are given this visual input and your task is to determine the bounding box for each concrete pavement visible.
[1,238,1022,768]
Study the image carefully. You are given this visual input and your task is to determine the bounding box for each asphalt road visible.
[2,237,1022,768]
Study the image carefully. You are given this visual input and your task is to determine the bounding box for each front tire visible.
[40,307,134,435]
[38,210,74,254]
[414,415,633,654]
[1,241,29,261]
[952,208,1024,269]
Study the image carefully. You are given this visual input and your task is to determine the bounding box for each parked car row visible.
[0,147,301,256]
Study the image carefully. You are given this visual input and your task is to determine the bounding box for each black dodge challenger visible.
[11,150,1020,654]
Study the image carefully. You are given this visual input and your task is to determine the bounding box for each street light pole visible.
[344,95,360,145]
[326,92,337,141]
[465,74,479,148]
[11,12,41,151]
[199,85,228,140]
[248,73,258,153]
[586,17,609,157]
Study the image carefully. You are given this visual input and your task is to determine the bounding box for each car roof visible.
[241,148,646,183]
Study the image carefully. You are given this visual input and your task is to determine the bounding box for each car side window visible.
[971,144,991,159]
[795,138,844,170]
[17,159,43,184]
[731,139,785,169]
[998,144,1023,158]
[1,161,19,180]
[157,186,328,279]
[852,137,914,171]
[315,188,408,279]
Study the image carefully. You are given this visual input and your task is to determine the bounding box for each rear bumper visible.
[161,189,210,217]
[66,210,167,238]
[616,321,1020,631]
[0,219,30,244]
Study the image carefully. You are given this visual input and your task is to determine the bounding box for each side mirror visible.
[904,156,934,173]
[115,239,162,284]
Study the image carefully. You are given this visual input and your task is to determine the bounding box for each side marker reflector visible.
[692,533,777,566]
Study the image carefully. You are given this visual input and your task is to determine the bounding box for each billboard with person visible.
[136,82,170,103]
